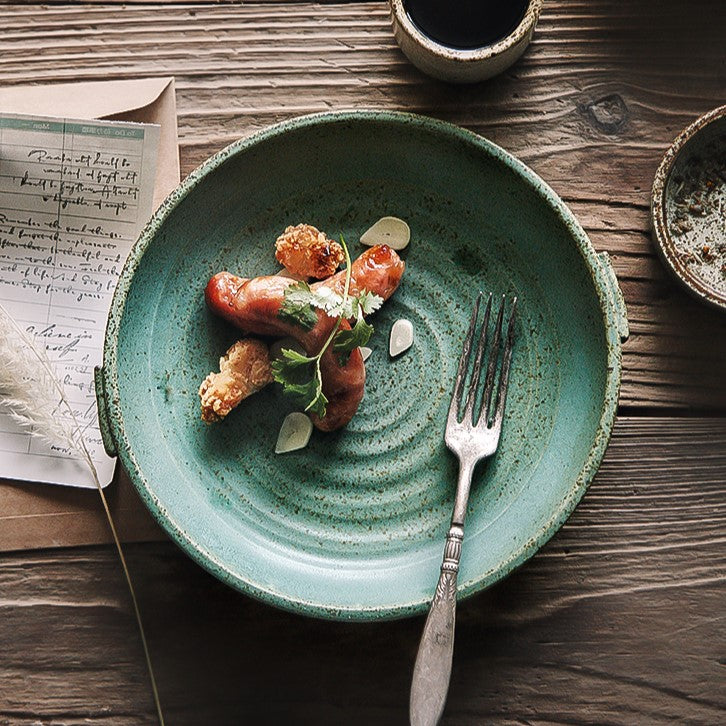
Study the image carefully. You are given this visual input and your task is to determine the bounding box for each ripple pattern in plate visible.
[153,189,561,561]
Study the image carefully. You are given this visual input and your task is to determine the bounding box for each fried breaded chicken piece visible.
[275,223,344,279]
[199,338,273,423]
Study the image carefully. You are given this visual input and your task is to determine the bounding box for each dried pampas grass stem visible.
[0,303,164,726]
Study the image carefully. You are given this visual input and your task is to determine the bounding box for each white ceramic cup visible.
[389,0,542,84]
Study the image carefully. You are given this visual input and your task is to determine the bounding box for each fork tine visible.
[462,293,492,423]
[477,295,506,426]
[491,297,517,428]
[447,293,482,424]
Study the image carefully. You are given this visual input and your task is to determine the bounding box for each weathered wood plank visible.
[1,2,724,409]
[0,3,724,726]
[0,417,724,724]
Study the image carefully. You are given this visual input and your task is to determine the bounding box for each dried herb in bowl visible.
[666,139,726,296]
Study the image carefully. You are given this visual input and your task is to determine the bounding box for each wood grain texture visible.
[0,417,724,725]
[0,3,725,725]
[0,1,725,408]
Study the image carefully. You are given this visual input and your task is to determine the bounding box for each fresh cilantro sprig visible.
[271,236,354,418]
[277,280,383,331]
[271,347,329,417]
[276,281,319,330]
[333,288,384,362]
[333,302,374,364]
[271,236,383,418]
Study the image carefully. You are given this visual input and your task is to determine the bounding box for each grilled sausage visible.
[205,245,405,430]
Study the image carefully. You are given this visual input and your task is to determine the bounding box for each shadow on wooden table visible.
[113,543,580,726]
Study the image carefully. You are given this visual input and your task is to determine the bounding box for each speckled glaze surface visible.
[98,111,628,621]
[651,105,726,312]
[389,0,541,84]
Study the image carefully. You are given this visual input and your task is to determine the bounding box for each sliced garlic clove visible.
[389,319,414,358]
[360,346,372,362]
[275,412,313,454]
[360,217,410,251]
[270,336,306,361]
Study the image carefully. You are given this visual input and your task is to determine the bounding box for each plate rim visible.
[100,110,626,620]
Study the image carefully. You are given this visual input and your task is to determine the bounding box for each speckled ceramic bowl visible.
[651,105,726,312]
[96,111,628,621]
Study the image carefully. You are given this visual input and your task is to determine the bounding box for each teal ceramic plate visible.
[97,111,628,620]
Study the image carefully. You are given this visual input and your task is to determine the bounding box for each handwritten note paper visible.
[0,114,160,488]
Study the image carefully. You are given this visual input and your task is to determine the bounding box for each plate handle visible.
[94,366,118,457]
[597,252,629,343]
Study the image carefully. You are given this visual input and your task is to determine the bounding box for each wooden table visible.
[1,1,725,723]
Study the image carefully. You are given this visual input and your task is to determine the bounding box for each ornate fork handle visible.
[410,293,517,726]
[410,524,464,726]
[436,524,463,601]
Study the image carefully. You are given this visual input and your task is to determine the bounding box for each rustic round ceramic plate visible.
[651,105,726,312]
[97,111,628,620]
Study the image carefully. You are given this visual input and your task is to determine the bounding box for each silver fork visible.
[410,292,517,726]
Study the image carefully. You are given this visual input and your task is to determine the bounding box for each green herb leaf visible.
[303,378,329,418]
[271,347,312,372]
[310,286,345,315]
[271,348,315,393]
[356,290,384,316]
[333,314,375,363]
[285,376,327,415]
[271,348,329,418]
[277,281,319,330]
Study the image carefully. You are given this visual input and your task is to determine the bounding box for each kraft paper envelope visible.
[0,77,180,551]
[0,77,179,209]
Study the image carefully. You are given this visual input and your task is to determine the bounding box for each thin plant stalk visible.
[0,305,164,726]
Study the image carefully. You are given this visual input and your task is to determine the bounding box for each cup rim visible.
[390,0,543,63]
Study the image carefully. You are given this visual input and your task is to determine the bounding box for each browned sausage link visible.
[205,244,405,333]
[311,243,406,302]
[312,322,365,432]
[204,245,405,430]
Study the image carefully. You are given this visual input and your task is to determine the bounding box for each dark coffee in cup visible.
[403,0,529,50]
[390,0,541,83]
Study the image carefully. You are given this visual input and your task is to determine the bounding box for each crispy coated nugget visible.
[275,223,344,279]
[199,338,273,423]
